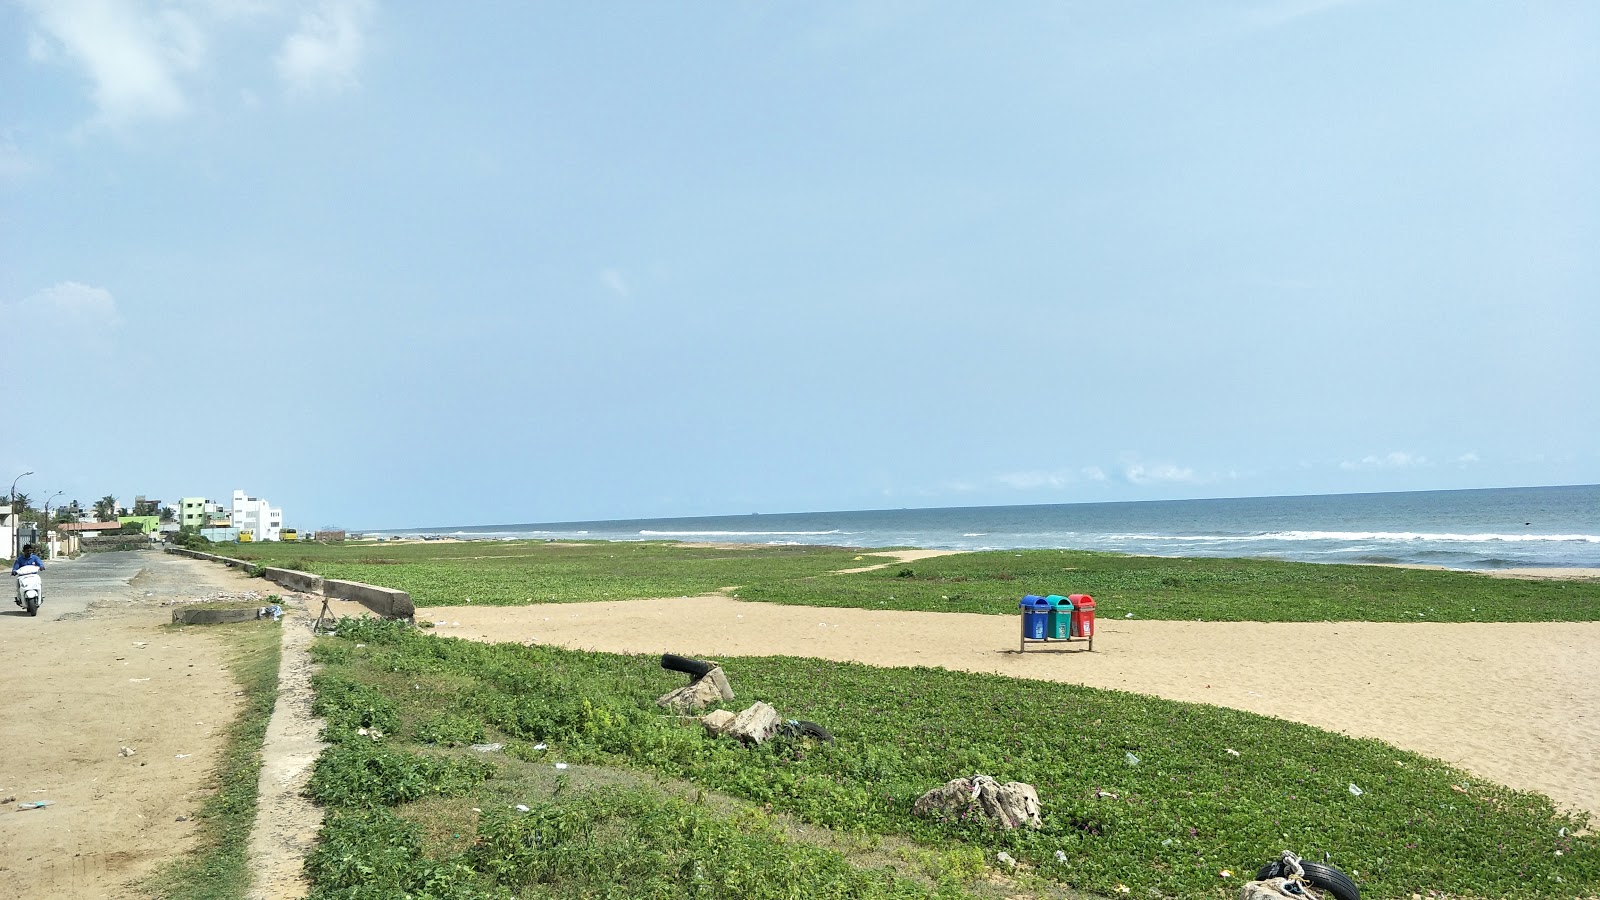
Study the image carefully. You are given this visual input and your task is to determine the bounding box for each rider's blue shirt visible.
[11,553,42,573]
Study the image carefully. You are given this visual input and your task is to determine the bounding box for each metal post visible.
[10,470,32,559]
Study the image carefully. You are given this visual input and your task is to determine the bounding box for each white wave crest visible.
[638,529,846,537]
[1115,531,1599,544]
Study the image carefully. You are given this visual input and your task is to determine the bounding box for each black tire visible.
[25,596,38,616]
[1254,861,1359,900]
[1255,862,1285,881]
[660,653,715,679]
[1301,862,1359,900]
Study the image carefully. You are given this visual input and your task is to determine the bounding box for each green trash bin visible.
[1044,594,1072,639]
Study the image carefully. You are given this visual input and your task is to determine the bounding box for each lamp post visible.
[10,470,33,559]
[42,492,62,560]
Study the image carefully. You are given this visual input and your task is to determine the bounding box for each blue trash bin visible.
[1019,595,1050,640]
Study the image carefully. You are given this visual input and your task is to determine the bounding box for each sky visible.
[2,1,1596,530]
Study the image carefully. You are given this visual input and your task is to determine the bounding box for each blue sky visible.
[3,1,1596,530]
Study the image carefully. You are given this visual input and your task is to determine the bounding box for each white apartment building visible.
[231,490,284,541]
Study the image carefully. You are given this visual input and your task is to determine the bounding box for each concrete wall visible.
[325,579,415,619]
[262,566,323,594]
[165,548,414,620]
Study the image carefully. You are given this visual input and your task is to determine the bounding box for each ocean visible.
[388,484,1600,570]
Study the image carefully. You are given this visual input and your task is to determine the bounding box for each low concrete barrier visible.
[325,579,415,620]
[173,607,267,625]
[263,567,323,594]
[164,548,414,620]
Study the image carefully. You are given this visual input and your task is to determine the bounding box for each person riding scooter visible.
[13,543,43,607]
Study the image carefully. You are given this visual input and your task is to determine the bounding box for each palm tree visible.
[94,495,117,522]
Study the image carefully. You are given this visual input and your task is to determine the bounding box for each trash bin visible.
[1019,595,1050,640]
[1045,594,1072,639]
[1069,594,1095,639]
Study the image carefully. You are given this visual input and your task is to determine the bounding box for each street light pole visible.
[10,470,33,559]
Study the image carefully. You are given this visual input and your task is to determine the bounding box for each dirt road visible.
[0,552,273,898]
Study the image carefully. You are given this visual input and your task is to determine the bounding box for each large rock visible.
[701,709,737,737]
[912,775,1042,830]
[657,677,724,712]
[726,701,780,744]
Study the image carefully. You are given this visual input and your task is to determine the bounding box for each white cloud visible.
[19,0,378,127]
[276,0,376,95]
[1454,452,1481,466]
[1122,461,1200,486]
[4,282,123,328]
[2,283,124,368]
[21,0,205,124]
[1339,451,1428,471]
[1080,466,1107,482]
[600,269,631,298]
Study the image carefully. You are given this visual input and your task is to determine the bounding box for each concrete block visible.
[173,607,269,625]
[325,578,415,620]
[263,567,323,594]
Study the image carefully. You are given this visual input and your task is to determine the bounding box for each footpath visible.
[0,552,280,898]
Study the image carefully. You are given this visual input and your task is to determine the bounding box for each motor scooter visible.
[13,563,42,616]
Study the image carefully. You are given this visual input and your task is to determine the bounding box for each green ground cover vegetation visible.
[218,540,1598,622]
[221,541,894,608]
[148,617,282,899]
[306,618,1598,899]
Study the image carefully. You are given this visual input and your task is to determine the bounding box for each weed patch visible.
[306,619,1599,898]
[147,620,282,899]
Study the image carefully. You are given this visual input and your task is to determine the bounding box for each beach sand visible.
[392,597,1600,821]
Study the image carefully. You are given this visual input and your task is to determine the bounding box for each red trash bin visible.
[1068,594,1095,649]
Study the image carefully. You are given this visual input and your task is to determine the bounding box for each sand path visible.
[401,596,1600,821]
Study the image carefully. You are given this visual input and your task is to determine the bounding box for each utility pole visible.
[10,470,33,559]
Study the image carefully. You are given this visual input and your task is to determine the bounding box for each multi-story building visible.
[182,497,233,529]
[180,497,207,529]
[231,490,283,541]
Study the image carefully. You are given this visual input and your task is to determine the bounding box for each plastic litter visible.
[554,762,568,770]
[1348,783,1363,796]
[17,801,51,810]
[1125,752,1140,766]
[1055,850,1068,862]
[257,604,283,621]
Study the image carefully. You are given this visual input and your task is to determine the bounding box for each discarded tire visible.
[1254,861,1360,900]
[660,653,716,679]
[779,720,834,742]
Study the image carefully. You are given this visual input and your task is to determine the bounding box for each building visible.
[231,490,283,541]
[179,497,207,529]
[116,516,160,534]
[180,497,229,529]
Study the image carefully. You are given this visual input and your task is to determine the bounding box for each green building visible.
[117,515,161,534]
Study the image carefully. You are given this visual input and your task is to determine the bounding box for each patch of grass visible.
[307,619,1600,899]
[211,540,1598,621]
[220,540,895,608]
[147,619,282,900]
[735,549,1600,622]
